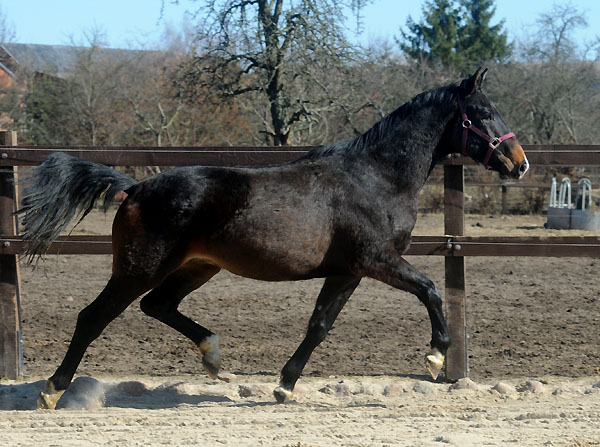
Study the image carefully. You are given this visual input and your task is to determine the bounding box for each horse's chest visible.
[383,203,417,231]
[382,208,417,250]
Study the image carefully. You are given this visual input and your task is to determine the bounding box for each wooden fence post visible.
[501,185,508,214]
[0,130,22,379]
[444,163,468,380]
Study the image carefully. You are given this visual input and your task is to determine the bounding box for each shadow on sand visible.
[0,376,233,411]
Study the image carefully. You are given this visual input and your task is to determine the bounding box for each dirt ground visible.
[2,212,599,446]
[17,212,600,380]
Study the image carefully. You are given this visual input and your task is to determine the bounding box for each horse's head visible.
[452,68,529,180]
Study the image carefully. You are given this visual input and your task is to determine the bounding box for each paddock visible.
[2,140,600,380]
[2,212,600,446]
[0,140,599,446]
[0,211,588,378]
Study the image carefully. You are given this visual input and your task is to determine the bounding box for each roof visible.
[0,43,147,79]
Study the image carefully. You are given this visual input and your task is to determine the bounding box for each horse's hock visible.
[547,177,600,230]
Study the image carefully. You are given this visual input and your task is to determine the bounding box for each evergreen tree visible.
[458,0,510,64]
[399,0,510,71]
[400,0,462,67]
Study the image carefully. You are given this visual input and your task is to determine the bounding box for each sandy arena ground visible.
[1,375,599,446]
[1,212,599,446]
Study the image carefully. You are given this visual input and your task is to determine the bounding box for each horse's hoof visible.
[202,356,220,380]
[425,348,445,381]
[199,335,220,380]
[36,389,65,410]
[273,386,293,404]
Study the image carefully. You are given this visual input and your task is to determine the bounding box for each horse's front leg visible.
[274,275,361,403]
[366,255,450,380]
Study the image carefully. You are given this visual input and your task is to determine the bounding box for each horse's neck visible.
[364,104,456,190]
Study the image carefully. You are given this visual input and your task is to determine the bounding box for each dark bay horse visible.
[19,68,528,409]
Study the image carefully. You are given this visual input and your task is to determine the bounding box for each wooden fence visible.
[1,134,600,380]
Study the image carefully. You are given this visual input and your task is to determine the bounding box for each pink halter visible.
[456,94,515,169]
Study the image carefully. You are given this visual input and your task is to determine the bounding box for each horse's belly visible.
[184,230,332,281]
[186,251,324,281]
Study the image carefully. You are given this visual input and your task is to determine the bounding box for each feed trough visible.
[546,177,600,230]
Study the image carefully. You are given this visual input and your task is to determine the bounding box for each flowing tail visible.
[16,152,138,262]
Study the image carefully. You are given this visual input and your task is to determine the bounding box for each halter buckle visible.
[462,119,472,129]
[489,138,500,149]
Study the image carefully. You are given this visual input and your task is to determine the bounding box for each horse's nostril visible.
[518,159,529,175]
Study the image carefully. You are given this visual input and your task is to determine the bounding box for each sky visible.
[1,0,599,52]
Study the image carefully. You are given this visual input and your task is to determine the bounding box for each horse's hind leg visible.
[38,275,150,409]
[139,260,222,379]
[274,275,361,403]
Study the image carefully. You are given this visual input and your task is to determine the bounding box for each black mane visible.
[303,82,459,160]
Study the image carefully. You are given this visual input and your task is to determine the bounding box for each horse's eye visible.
[476,110,492,120]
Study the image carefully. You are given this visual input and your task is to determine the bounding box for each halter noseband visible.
[456,94,515,169]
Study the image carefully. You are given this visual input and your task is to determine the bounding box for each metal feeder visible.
[546,177,572,229]
[547,177,600,230]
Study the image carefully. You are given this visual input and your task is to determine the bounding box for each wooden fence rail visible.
[1,139,600,380]
[3,234,599,257]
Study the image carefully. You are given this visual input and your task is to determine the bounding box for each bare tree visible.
[488,4,600,145]
[532,3,590,62]
[0,5,16,44]
[69,48,129,145]
[121,24,259,151]
[122,51,185,148]
[178,0,370,145]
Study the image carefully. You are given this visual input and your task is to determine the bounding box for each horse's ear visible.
[459,67,488,96]
[478,68,488,89]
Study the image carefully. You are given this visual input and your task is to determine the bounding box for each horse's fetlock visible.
[200,334,220,380]
[47,376,69,393]
[433,333,451,352]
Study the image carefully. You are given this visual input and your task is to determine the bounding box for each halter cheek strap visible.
[456,94,516,169]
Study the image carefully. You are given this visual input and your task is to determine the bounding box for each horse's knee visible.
[428,287,443,308]
[417,282,442,307]
[307,320,329,343]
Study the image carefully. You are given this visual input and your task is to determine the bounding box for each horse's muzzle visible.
[500,157,529,180]
[514,158,529,179]
[501,142,529,179]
